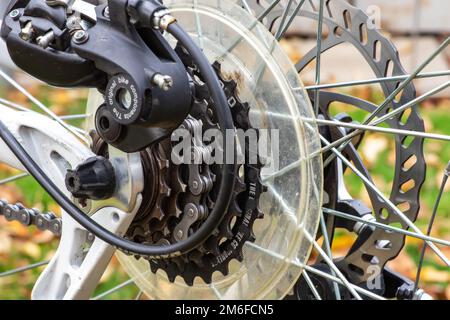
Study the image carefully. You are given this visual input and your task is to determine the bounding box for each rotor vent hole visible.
[400,179,416,193]
[373,40,381,61]
[397,202,411,213]
[325,0,333,18]
[389,222,404,231]
[362,254,379,265]
[334,26,344,37]
[343,10,352,30]
[402,135,415,148]
[400,108,412,126]
[348,264,364,276]
[375,240,392,250]
[380,208,390,220]
[394,82,405,103]
[385,60,394,77]
[359,23,368,45]
[402,155,417,172]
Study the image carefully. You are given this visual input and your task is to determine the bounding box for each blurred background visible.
[0,0,449,299]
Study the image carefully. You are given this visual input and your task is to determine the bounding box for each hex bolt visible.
[176,229,184,239]
[20,22,34,41]
[9,9,21,20]
[72,30,89,44]
[152,73,173,91]
[37,31,55,49]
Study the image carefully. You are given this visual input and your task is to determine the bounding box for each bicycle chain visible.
[0,199,62,236]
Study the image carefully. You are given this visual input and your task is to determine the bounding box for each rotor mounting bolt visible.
[72,30,89,44]
[152,73,173,91]
[9,9,21,20]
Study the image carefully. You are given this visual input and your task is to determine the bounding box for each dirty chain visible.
[0,199,62,236]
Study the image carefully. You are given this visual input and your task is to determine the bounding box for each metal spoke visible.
[414,163,450,292]
[245,241,362,300]
[91,279,135,300]
[313,0,325,115]
[322,36,450,165]
[274,0,295,40]
[0,260,49,277]
[322,80,450,165]
[320,134,450,266]
[319,213,341,300]
[301,270,322,300]
[0,97,89,121]
[304,70,450,91]
[310,118,450,142]
[135,290,144,300]
[0,172,29,185]
[323,208,450,247]
[362,37,449,125]
[301,264,385,300]
[0,69,88,143]
[276,0,307,40]
[306,232,363,300]
[210,283,223,299]
[257,0,283,22]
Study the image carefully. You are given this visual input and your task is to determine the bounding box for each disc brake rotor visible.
[258,0,426,289]
[85,0,323,300]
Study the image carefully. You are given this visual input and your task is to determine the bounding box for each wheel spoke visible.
[320,134,450,266]
[0,69,89,143]
[306,232,363,300]
[91,279,135,300]
[323,208,450,247]
[414,165,449,291]
[304,70,450,91]
[0,172,29,185]
[135,290,144,300]
[257,0,283,22]
[210,283,223,299]
[319,213,341,300]
[276,0,307,40]
[301,263,385,300]
[274,0,295,40]
[313,0,325,116]
[0,260,49,277]
[322,36,450,166]
[245,239,362,300]
[301,270,322,300]
[322,80,450,165]
[310,118,450,142]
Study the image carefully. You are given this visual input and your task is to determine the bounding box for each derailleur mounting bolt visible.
[72,30,89,44]
[19,22,34,41]
[37,31,55,49]
[152,73,173,91]
[9,9,21,20]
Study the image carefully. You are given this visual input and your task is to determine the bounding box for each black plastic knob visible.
[65,156,116,201]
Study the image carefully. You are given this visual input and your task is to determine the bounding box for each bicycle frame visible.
[0,102,143,299]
